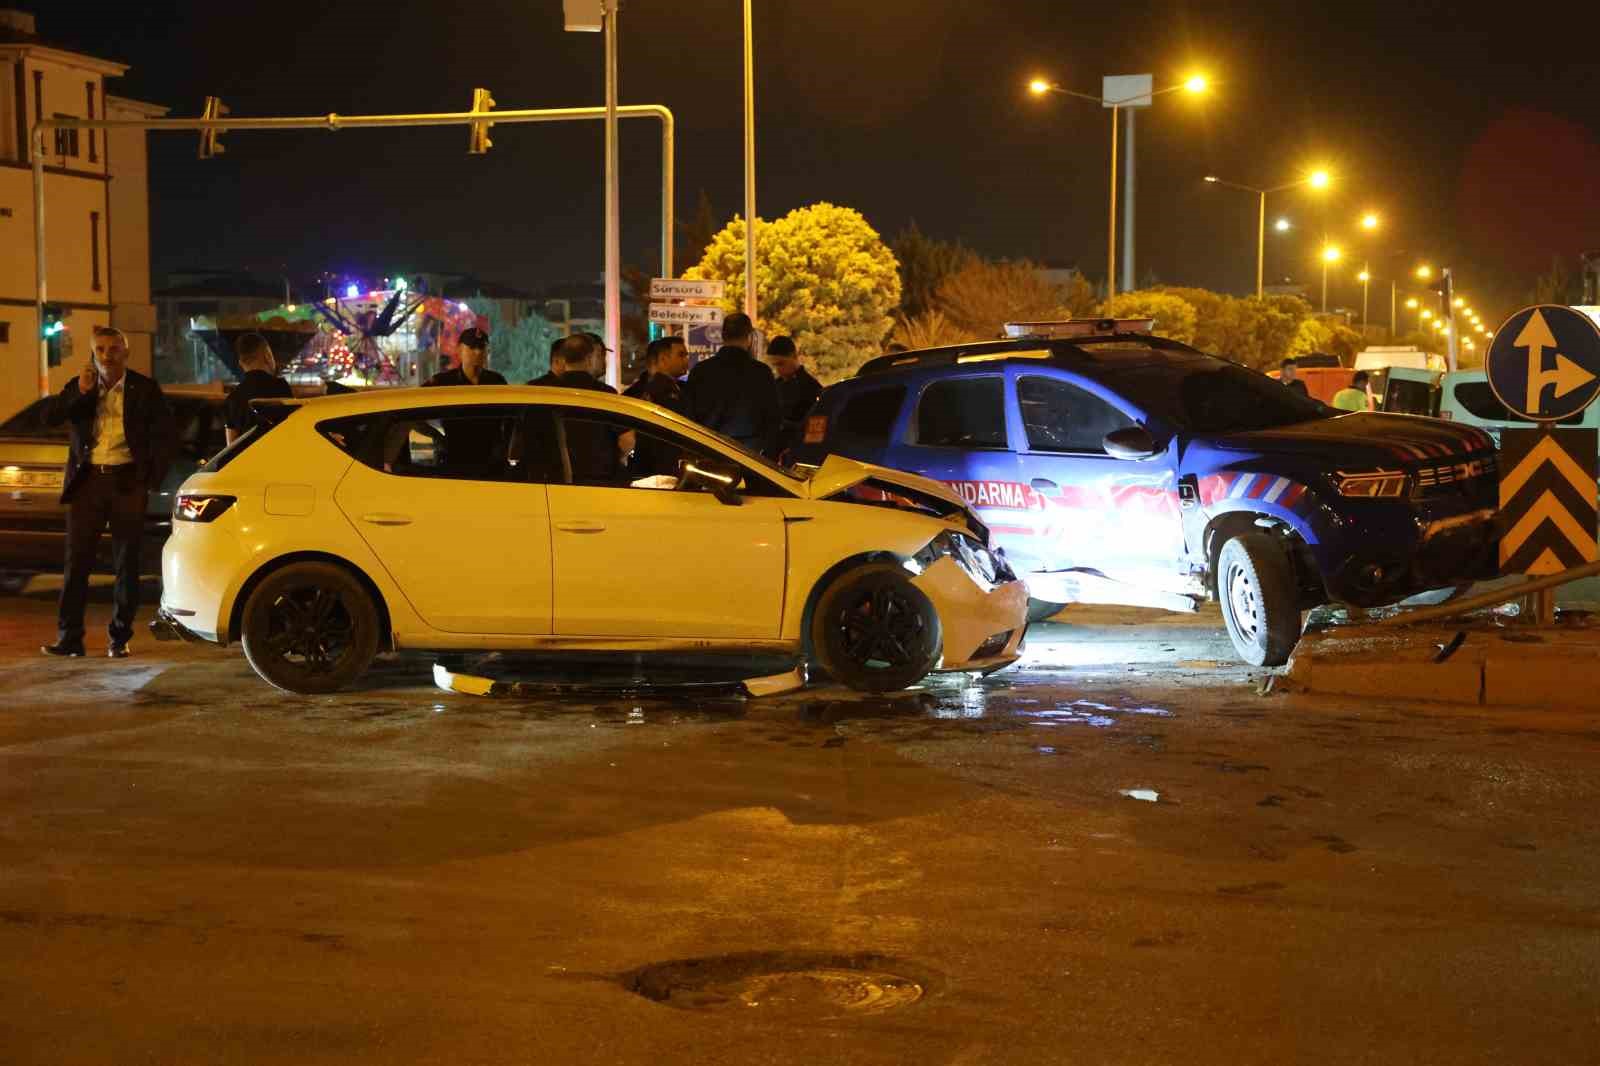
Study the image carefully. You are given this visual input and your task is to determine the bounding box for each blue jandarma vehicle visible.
[793,320,1501,665]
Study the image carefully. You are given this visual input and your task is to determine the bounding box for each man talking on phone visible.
[42,327,176,658]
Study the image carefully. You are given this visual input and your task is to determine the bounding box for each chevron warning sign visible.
[1499,428,1599,575]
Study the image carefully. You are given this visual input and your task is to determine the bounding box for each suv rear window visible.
[835,386,906,443]
[915,377,1007,449]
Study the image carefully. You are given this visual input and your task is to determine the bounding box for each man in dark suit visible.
[43,327,176,658]
[767,334,822,458]
[685,313,780,456]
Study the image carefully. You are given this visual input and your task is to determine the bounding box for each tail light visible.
[174,494,236,522]
[803,415,828,444]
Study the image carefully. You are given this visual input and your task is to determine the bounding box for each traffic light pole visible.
[28,100,676,397]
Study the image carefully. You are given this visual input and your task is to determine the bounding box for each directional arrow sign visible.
[1499,427,1600,575]
[1486,304,1600,421]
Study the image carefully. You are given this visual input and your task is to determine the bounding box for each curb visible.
[1284,624,1600,710]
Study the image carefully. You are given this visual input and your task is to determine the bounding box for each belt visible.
[88,463,135,474]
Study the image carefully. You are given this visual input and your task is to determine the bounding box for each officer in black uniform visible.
[625,335,689,412]
[224,333,293,445]
[685,313,780,456]
[423,328,505,387]
[767,334,822,458]
[534,334,632,482]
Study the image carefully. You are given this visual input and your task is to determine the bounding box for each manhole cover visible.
[626,952,930,1018]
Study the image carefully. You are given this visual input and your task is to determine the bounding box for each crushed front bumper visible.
[909,556,1030,672]
[1323,506,1501,606]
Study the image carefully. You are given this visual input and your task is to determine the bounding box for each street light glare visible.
[1416,265,1433,280]
[1308,169,1331,189]
[1406,298,1419,309]
[1360,213,1380,230]
[1453,297,1465,308]
[1274,217,1291,232]
[1358,271,1371,282]
[1184,74,1209,93]
[1422,309,1433,319]
[1322,245,1342,263]
[1028,78,1052,96]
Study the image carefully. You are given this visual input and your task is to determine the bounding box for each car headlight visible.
[1333,470,1410,498]
[909,530,1011,587]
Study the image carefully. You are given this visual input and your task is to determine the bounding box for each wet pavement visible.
[3,584,1599,1064]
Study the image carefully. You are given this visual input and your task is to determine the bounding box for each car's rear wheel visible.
[811,564,942,692]
[241,562,380,694]
[1217,533,1300,667]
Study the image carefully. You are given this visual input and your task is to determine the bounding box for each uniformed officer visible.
[625,335,689,412]
[684,313,780,455]
[535,334,633,481]
[224,333,293,445]
[423,328,505,387]
[767,334,822,457]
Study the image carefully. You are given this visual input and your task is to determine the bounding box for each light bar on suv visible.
[1003,318,1156,339]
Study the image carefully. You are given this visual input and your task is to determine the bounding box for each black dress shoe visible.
[41,642,86,657]
[108,642,130,659]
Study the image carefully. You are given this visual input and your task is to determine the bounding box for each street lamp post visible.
[743,0,756,319]
[1321,244,1342,313]
[1203,170,1330,299]
[1031,74,1206,299]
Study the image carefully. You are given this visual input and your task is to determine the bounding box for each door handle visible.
[554,521,607,533]
[1031,478,1058,491]
[361,513,413,526]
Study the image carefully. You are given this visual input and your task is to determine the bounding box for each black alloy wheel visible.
[811,564,942,692]
[241,562,380,694]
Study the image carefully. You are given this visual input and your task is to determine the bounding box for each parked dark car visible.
[0,384,231,571]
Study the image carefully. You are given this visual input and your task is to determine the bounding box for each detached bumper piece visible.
[431,659,807,699]
[149,607,205,644]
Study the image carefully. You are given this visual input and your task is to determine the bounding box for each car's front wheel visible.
[1217,533,1301,667]
[240,562,381,694]
[811,564,943,692]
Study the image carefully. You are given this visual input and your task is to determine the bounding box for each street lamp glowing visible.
[1274,217,1291,232]
[1028,78,1052,96]
[1453,297,1465,308]
[1183,74,1209,94]
[1406,297,1419,309]
[1415,265,1433,280]
[1360,212,1380,230]
[1308,169,1331,189]
[1358,270,1371,282]
[1322,245,1342,263]
[1421,309,1433,320]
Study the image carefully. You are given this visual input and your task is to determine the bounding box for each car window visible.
[1017,375,1135,454]
[559,410,784,495]
[362,405,538,483]
[835,386,906,443]
[1384,378,1439,417]
[1452,380,1584,426]
[172,399,227,463]
[1103,361,1329,433]
[914,377,1007,449]
[0,399,65,439]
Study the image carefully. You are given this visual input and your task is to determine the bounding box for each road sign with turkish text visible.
[1499,427,1599,575]
[648,304,724,326]
[1485,305,1600,422]
[649,278,725,301]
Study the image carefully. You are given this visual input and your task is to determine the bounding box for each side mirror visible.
[677,458,744,505]
[1103,426,1162,461]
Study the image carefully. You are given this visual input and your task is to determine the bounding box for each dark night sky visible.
[27,0,1600,317]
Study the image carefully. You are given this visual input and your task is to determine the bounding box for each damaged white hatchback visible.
[156,385,1029,694]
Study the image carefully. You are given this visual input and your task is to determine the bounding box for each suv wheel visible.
[1217,533,1300,667]
[241,562,381,694]
[811,563,943,692]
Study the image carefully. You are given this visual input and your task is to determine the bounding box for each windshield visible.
[0,399,67,440]
[1099,358,1331,434]
[680,421,813,482]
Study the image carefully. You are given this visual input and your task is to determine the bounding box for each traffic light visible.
[41,304,66,339]
[468,87,496,155]
[198,96,229,159]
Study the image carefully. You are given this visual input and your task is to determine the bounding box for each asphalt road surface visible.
[3,583,1598,1065]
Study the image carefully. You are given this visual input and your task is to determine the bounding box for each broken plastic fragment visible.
[1119,788,1160,803]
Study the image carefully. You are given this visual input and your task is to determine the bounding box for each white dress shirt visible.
[88,376,134,466]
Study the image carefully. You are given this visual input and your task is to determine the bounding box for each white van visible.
[1355,346,1447,372]
[1438,369,1600,446]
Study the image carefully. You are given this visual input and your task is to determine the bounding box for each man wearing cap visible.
[685,312,781,456]
[423,327,505,387]
[43,326,176,659]
[767,335,821,456]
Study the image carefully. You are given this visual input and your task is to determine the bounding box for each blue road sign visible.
[1485,304,1600,422]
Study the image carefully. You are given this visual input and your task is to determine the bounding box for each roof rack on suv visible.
[1003,318,1155,339]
